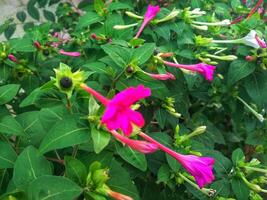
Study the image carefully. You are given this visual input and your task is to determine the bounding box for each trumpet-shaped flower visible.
[163,60,216,81]
[110,130,158,153]
[135,5,160,38]
[102,85,151,136]
[242,30,266,48]
[212,30,266,49]
[139,132,215,188]
[80,84,151,136]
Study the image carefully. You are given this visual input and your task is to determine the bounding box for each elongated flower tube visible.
[162,60,216,81]
[212,30,266,49]
[135,5,160,38]
[144,71,176,80]
[110,130,158,153]
[107,189,133,200]
[113,23,138,30]
[80,84,151,136]
[59,49,81,57]
[139,132,215,188]
[192,19,231,26]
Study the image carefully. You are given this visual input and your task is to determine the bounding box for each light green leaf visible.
[0,84,20,105]
[91,126,110,154]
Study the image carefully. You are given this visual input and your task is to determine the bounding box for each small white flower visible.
[241,30,266,49]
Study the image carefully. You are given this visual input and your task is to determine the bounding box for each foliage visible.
[0,0,267,200]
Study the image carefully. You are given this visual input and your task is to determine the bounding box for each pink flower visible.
[59,49,81,57]
[80,84,151,136]
[34,41,41,49]
[163,60,216,81]
[145,72,176,80]
[110,130,158,153]
[139,132,215,188]
[176,154,215,188]
[101,85,151,136]
[8,54,18,63]
[135,5,160,38]
[255,34,267,48]
[245,55,256,61]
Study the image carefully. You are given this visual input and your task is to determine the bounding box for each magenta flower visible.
[255,34,267,48]
[139,132,215,188]
[163,60,216,81]
[135,5,160,38]
[59,49,81,57]
[145,71,176,80]
[101,85,151,136]
[110,130,158,153]
[176,154,215,188]
[80,84,151,136]
[8,54,18,63]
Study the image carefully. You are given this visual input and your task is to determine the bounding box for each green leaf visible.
[13,146,52,188]
[43,10,55,22]
[0,141,17,169]
[27,175,83,200]
[231,177,250,200]
[101,44,131,67]
[108,159,140,200]
[133,43,155,65]
[76,11,102,30]
[0,84,20,105]
[9,38,36,52]
[39,117,89,154]
[157,164,170,184]
[4,24,16,40]
[115,142,147,171]
[65,156,87,186]
[211,179,230,197]
[27,0,40,20]
[94,0,105,15]
[231,148,245,165]
[0,115,25,136]
[155,109,167,129]
[91,126,111,154]
[16,11,27,22]
[227,60,255,85]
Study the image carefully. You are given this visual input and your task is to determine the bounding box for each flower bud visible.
[92,169,109,187]
[125,11,143,19]
[113,23,138,30]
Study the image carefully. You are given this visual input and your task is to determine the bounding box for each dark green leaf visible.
[16,11,27,22]
[27,175,83,200]
[43,10,55,22]
[0,141,17,169]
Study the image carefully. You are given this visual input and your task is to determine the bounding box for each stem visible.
[178,173,212,196]
[80,84,109,106]
[46,157,65,165]
[163,60,200,72]
[236,96,264,122]
[139,132,182,162]
[246,0,263,19]
[244,166,267,174]
[72,145,79,158]
[135,20,148,38]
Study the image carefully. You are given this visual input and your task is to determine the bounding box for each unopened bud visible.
[125,11,143,19]
[113,23,138,30]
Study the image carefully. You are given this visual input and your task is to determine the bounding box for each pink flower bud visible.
[59,49,81,57]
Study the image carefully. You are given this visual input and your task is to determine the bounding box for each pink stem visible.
[135,20,149,38]
[163,60,202,73]
[246,0,263,19]
[80,84,109,106]
[139,132,182,161]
